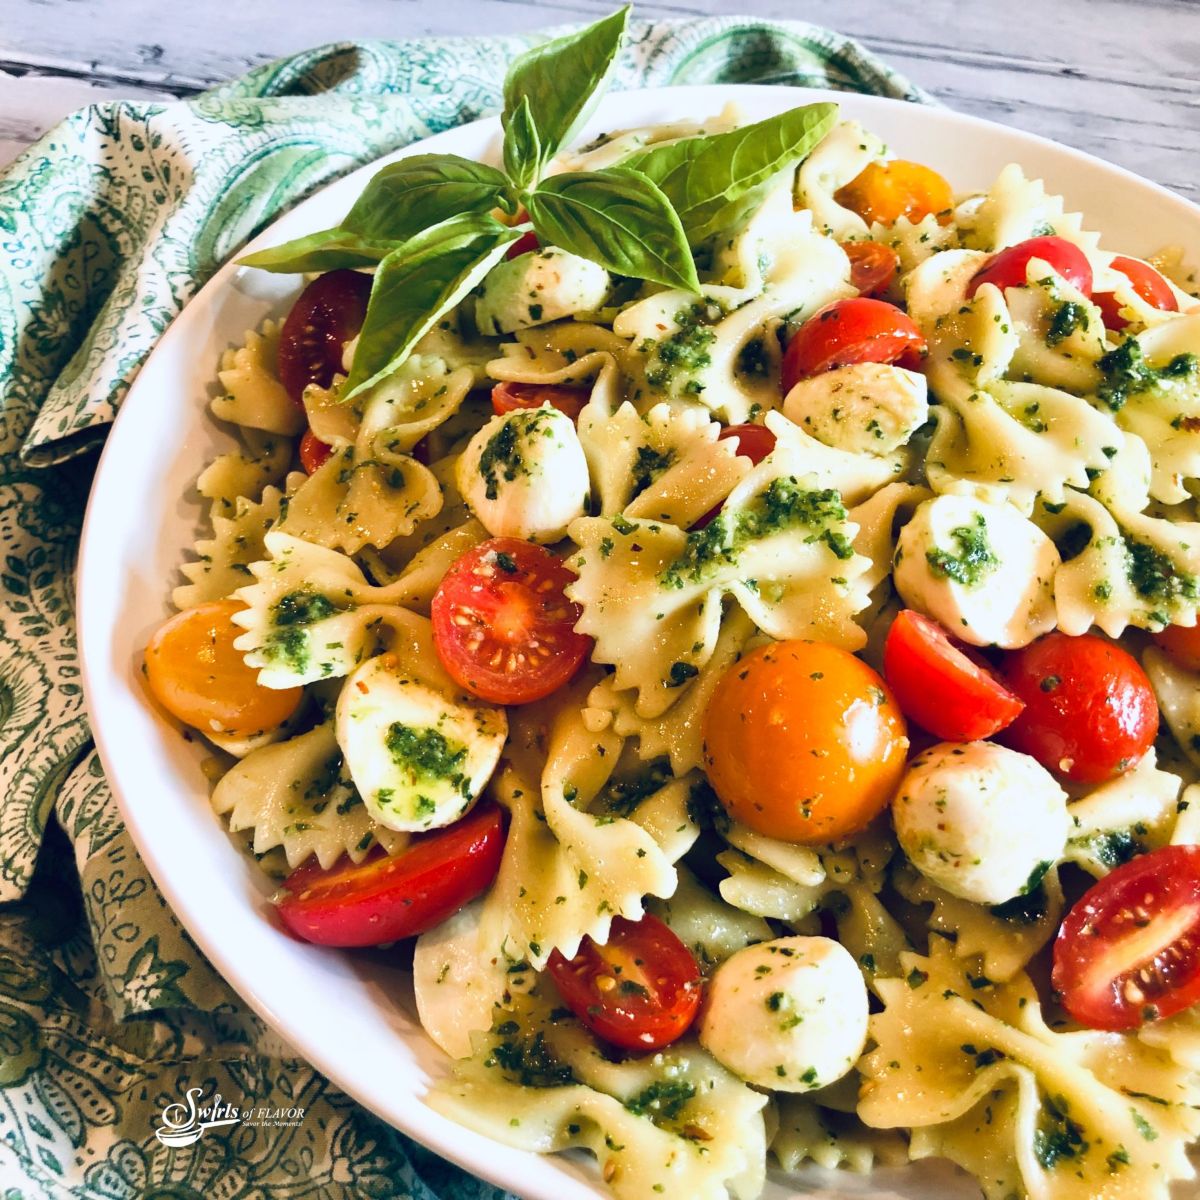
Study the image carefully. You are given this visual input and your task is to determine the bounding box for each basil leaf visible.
[502,6,628,168]
[342,154,516,241]
[622,102,839,245]
[503,94,542,192]
[345,216,519,398]
[526,167,700,293]
[238,228,387,273]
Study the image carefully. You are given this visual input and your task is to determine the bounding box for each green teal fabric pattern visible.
[0,18,925,1196]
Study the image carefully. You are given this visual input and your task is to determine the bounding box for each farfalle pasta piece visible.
[849,482,933,594]
[870,212,958,274]
[772,1094,907,1175]
[1143,647,1200,770]
[568,446,872,718]
[210,721,406,869]
[195,428,292,506]
[793,120,886,240]
[212,319,305,436]
[859,940,1200,1200]
[431,984,770,1200]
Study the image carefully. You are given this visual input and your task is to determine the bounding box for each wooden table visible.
[2,0,1197,203]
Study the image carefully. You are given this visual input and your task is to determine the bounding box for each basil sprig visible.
[240,5,838,397]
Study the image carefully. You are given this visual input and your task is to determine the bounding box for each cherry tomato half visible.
[883,610,1024,742]
[693,424,778,529]
[967,235,1094,300]
[299,428,334,474]
[276,803,506,947]
[1152,622,1200,672]
[1052,844,1200,1030]
[491,381,590,421]
[546,914,702,1052]
[841,241,900,297]
[145,600,303,738]
[999,632,1158,783]
[1095,255,1179,331]
[703,641,908,844]
[277,269,372,406]
[431,538,591,705]
[505,230,540,259]
[834,160,954,227]
[781,298,926,393]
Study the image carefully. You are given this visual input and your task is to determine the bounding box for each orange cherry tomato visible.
[1153,623,1200,672]
[834,160,953,227]
[299,428,334,474]
[841,241,899,297]
[145,600,302,738]
[781,297,926,392]
[702,641,908,844]
[1095,255,1179,331]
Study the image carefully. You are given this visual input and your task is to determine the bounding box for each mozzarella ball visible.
[893,494,1059,648]
[699,936,868,1092]
[336,654,506,832]
[893,740,1069,904]
[475,247,611,335]
[782,362,928,455]
[457,406,590,543]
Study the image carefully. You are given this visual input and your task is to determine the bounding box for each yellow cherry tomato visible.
[701,640,908,844]
[834,160,954,227]
[145,599,302,737]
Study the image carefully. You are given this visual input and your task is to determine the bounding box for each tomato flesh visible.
[834,160,953,227]
[299,428,334,474]
[1095,255,1179,331]
[506,230,540,259]
[145,600,302,738]
[546,915,702,1052]
[491,381,590,421]
[1153,622,1200,672]
[781,298,926,393]
[967,235,1093,300]
[1053,845,1200,1030]
[277,269,372,406]
[703,640,908,844]
[883,610,1024,742]
[841,241,900,297]
[431,538,591,705]
[999,632,1158,783]
[276,803,506,947]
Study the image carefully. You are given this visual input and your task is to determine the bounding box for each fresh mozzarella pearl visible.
[457,406,590,543]
[893,740,1069,904]
[335,654,506,832]
[474,247,611,335]
[782,362,928,455]
[699,936,868,1092]
[893,494,1059,648]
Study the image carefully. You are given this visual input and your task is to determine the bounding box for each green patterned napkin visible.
[0,18,925,1197]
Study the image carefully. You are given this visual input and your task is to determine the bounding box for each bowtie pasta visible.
[145,99,1200,1200]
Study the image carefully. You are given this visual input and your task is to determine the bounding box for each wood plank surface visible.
[2,0,1197,202]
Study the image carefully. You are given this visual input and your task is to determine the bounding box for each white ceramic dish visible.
[77,84,1200,1200]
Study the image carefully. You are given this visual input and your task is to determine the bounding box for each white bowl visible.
[77,84,1200,1200]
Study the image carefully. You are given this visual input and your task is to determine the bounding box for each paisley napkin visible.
[0,19,925,1196]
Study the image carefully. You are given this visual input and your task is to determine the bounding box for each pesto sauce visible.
[632,445,675,495]
[1097,339,1198,412]
[1046,301,1089,347]
[486,1029,576,1088]
[658,477,851,590]
[925,513,999,588]
[1124,537,1200,606]
[262,589,341,672]
[477,409,552,500]
[1093,829,1143,869]
[600,758,672,818]
[385,722,469,796]
[643,302,721,392]
[1033,1094,1089,1170]
[736,336,770,379]
[624,1079,696,1120]
[686,778,731,833]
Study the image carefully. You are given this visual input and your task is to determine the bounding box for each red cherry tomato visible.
[431,538,591,705]
[841,241,900,297]
[967,235,1093,300]
[1095,255,1179,331]
[546,915,702,1052]
[1052,844,1200,1030]
[781,298,926,393]
[693,424,778,529]
[505,230,540,259]
[275,803,506,947]
[299,429,334,474]
[1152,623,1200,672]
[277,269,372,406]
[883,609,1024,742]
[999,632,1158,783]
[491,381,590,421]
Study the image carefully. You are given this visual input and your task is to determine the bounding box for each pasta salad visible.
[141,9,1200,1200]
